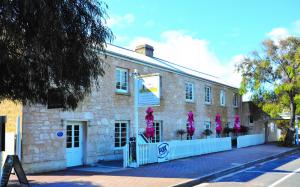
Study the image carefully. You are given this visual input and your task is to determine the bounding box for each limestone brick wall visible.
[21,53,242,173]
[0,100,22,133]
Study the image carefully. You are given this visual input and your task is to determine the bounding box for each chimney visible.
[135,44,154,57]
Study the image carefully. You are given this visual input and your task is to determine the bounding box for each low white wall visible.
[138,137,232,165]
[237,134,265,148]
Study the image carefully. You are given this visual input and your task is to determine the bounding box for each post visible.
[0,116,6,181]
[296,116,299,145]
[134,70,140,167]
[16,116,22,160]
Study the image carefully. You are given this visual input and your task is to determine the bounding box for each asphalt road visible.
[196,151,300,187]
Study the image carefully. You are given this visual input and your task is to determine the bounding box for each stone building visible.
[1,44,243,173]
[241,101,281,142]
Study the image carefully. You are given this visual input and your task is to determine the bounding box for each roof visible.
[104,44,238,89]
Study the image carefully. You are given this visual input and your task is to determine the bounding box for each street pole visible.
[133,69,140,167]
[296,116,299,145]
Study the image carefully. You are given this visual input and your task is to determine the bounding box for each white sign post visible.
[131,72,161,167]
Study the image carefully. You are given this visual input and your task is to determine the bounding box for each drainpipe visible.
[16,116,22,160]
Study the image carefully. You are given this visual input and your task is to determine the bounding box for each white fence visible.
[237,134,265,148]
[138,137,232,165]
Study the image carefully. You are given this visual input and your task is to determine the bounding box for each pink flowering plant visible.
[215,113,222,137]
[187,111,195,139]
[145,107,155,139]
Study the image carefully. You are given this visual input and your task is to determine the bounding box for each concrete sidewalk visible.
[8,144,299,187]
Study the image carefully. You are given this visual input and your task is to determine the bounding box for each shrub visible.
[240,125,249,135]
[203,129,213,136]
[223,127,232,136]
[176,129,186,140]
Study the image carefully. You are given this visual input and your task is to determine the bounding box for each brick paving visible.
[7,144,297,187]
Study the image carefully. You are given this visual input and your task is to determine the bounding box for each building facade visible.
[1,44,243,173]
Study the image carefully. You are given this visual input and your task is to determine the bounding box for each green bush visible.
[203,129,213,136]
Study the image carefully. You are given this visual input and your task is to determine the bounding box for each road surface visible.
[197,151,300,187]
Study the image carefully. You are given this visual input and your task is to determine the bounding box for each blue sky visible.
[105,0,300,87]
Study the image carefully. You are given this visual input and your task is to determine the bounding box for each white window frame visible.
[204,120,211,130]
[114,121,129,149]
[115,68,129,93]
[220,90,226,106]
[233,93,238,107]
[205,86,212,104]
[185,82,194,102]
[152,121,162,143]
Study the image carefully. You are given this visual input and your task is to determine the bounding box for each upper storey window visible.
[116,68,128,93]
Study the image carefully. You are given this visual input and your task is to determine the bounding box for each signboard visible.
[138,74,160,107]
[1,155,29,186]
[56,131,64,138]
[157,142,170,162]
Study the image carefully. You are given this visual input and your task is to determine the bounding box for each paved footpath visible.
[8,144,299,187]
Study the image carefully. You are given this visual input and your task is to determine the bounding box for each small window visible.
[47,88,64,109]
[233,93,238,107]
[152,121,162,143]
[249,115,254,124]
[115,121,129,148]
[116,68,129,93]
[185,82,194,102]
[205,86,212,104]
[204,121,211,129]
[220,90,226,106]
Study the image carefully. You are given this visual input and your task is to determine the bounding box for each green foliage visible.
[277,134,286,146]
[203,129,213,136]
[237,37,300,145]
[0,0,114,109]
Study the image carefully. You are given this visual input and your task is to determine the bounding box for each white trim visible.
[220,90,226,106]
[204,119,211,130]
[185,82,194,102]
[115,67,129,93]
[152,121,163,143]
[205,86,212,104]
[114,121,129,148]
[233,93,238,108]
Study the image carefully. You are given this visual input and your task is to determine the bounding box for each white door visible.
[66,122,83,167]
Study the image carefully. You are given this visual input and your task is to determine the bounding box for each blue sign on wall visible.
[57,131,64,137]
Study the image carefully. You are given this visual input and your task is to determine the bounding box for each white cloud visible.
[266,27,289,44]
[107,13,135,27]
[128,30,242,88]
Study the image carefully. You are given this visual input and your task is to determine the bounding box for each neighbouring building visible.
[1,44,247,173]
[241,101,281,142]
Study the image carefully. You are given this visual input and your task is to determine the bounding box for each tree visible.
[0,0,113,109]
[237,37,300,146]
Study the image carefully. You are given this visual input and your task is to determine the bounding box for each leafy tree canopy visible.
[0,0,113,109]
[237,37,300,145]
